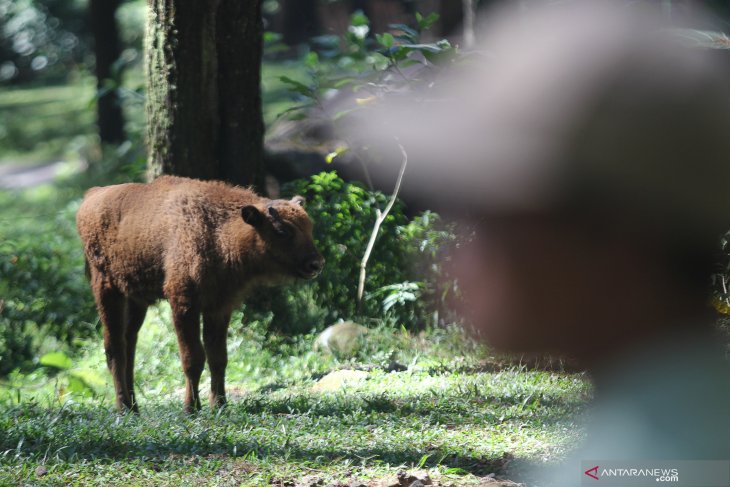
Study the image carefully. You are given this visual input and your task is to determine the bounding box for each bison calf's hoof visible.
[76,176,323,413]
[210,395,227,410]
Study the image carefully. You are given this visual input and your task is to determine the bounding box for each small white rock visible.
[313,321,369,355]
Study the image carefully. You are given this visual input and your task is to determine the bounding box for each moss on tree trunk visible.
[145,0,264,190]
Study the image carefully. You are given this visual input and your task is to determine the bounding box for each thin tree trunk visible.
[357,143,408,310]
[145,0,264,190]
[439,0,463,37]
[90,0,124,144]
[216,0,264,187]
[462,0,476,48]
[282,0,321,46]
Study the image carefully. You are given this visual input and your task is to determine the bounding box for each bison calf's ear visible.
[291,195,306,207]
[242,205,264,227]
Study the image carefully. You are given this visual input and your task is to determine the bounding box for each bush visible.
[0,198,97,375]
[257,11,459,333]
[245,171,454,333]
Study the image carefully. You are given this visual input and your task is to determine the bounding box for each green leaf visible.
[263,31,283,43]
[390,46,409,62]
[444,467,470,475]
[376,32,394,49]
[279,76,315,98]
[367,52,390,71]
[70,368,106,388]
[325,146,349,164]
[39,351,72,370]
[351,10,370,27]
[399,59,423,69]
[389,23,419,42]
[304,51,319,70]
[66,375,94,396]
[275,103,313,121]
[332,77,356,88]
[401,42,450,54]
[416,12,440,32]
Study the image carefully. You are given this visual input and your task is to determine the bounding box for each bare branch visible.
[357,142,408,310]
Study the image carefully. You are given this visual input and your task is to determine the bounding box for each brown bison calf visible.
[76,176,324,413]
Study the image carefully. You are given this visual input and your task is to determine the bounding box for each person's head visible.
[356,2,730,363]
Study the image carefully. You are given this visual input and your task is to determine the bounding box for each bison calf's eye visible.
[275,226,293,239]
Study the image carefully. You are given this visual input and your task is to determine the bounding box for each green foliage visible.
[37,350,104,397]
[0,0,90,84]
[247,172,453,333]
[711,230,730,315]
[38,351,73,370]
[289,171,409,319]
[278,10,456,121]
[0,196,97,375]
[371,281,422,314]
[268,12,460,332]
[0,79,96,163]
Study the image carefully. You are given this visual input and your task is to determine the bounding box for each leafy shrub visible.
[279,9,455,121]
[257,11,459,333]
[0,198,97,375]
[246,171,454,333]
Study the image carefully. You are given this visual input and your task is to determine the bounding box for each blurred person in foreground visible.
[352,1,730,484]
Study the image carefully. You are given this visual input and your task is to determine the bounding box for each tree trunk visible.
[282,0,321,47]
[90,0,124,144]
[145,0,264,190]
[351,0,372,19]
[439,0,463,37]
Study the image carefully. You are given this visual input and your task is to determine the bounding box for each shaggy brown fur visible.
[76,175,324,413]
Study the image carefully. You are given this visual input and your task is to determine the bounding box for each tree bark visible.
[282,0,321,47]
[145,0,264,190]
[90,0,125,144]
[439,0,463,37]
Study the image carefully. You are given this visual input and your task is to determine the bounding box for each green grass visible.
[0,77,96,164]
[262,60,309,126]
[0,302,591,486]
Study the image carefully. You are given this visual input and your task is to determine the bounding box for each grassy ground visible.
[0,77,96,164]
[0,304,591,486]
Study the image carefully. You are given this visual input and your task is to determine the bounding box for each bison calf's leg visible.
[169,295,205,413]
[203,309,231,408]
[124,299,147,413]
[92,279,134,412]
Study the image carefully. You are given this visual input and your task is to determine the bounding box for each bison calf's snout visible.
[302,255,325,278]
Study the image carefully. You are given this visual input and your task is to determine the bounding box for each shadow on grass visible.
[226,389,587,426]
[0,386,585,479]
[1,424,530,478]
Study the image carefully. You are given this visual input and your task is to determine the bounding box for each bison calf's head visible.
[242,196,324,279]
